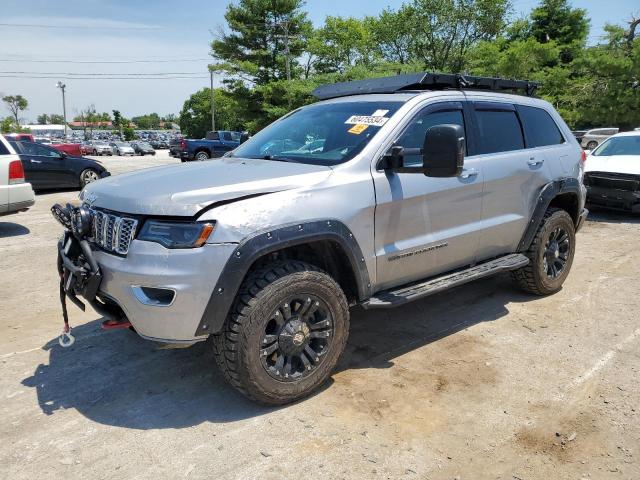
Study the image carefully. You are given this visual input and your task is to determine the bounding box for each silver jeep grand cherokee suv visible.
[54,73,588,405]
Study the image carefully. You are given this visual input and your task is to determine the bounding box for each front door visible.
[372,102,484,291]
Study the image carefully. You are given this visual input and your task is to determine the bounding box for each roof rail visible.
[312,72,540,100]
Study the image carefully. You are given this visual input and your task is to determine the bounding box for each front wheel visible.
[512,208,576,295]
[213,261,350,405]
[80,168,100,187]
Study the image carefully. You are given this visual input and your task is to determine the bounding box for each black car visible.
[9,140,110,190]
[130,141,156,156]
[150,139,169,149]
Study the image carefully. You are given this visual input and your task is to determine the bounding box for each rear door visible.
[471,101,554,260]
[372,101,484,290]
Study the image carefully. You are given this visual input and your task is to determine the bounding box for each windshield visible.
[231,101,403,165]
[592,136,640,156]
[139,142,152,148]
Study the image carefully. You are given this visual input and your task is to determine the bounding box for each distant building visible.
[22,124,66,136]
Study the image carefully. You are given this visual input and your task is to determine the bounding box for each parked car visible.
[83,140,113,156]
[9,140,110,190]
[0,135,34,215]
[131,142,156,156]
[51,142,82,157]
[35,137,53,145]
[180,131,241,162]
[54,73,589,405]
[584,131,640,213]
[109,142,135,156]
[4,133,34,143]
[169,138,184,158]
[150,139,169,149]
[581,128,619,150]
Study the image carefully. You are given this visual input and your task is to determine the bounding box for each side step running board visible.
[363,253,529,309]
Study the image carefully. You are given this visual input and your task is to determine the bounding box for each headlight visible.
[138,220,214,249]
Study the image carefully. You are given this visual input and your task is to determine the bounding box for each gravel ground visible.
[1,151,638,480]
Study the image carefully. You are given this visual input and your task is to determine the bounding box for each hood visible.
[585,155,640,176]
[81,157,333,216]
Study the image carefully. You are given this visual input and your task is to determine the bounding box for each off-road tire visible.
[512,208,576,295]
[212,260,350,405]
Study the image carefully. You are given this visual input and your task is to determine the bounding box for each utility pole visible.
[209,69,216,132]
[56,81,68,138]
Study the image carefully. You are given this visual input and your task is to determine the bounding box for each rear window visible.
[518,105,564,147]
[476,110,524,154]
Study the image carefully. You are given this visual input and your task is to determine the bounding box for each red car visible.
[51,142,82,157]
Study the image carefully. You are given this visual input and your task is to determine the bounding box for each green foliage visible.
[132,113,161,129]
[179,88,245,138]
[123,126,135,141]
[37,113,64,125]
[1,117,30,133]
[211,0,312,85]
[187,0,639,133]
[2,94,29,126]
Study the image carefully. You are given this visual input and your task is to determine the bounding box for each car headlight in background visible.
[138,221,214,249]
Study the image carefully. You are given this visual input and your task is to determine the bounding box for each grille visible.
[91,209,138,255]
[584,172,640,192]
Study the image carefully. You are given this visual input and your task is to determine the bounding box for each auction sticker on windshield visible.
[348,124,369,135]
[344,115,390,127]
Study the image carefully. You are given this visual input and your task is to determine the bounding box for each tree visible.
[37,113,50,125]
[530,0,589,62]
[179,88,244,138]
[132,113,161,129]
[37,113,64,125]
[308,16,377,74]
[211,0,312,85]
[368,8,415,65]
[404,0,510,72]
[2,95,28,126]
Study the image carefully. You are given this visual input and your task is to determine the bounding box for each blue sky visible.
[0,0,637,121]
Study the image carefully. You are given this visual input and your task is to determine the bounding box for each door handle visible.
[527,158,544,167]
[459,168,478,179]
[30,159,42,163]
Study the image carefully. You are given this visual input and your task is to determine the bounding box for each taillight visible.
[8,160,25,184]
[581,150,587,162]
[180,139,187,149]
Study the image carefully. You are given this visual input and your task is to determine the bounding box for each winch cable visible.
[57,254,75,347]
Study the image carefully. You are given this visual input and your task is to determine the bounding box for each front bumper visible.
[94,240,236,342]
[585,172,640,213]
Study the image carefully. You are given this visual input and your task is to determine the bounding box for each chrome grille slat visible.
[87,208,137,255]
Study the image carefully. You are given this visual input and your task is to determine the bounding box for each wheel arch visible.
[195,220,371,336]
[518,177,584,252]
[194,147,211,157]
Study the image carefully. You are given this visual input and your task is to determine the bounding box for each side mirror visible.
[422,124,465,177]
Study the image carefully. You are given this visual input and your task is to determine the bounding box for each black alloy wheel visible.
[260,295,333,381]
[543,227,570,279]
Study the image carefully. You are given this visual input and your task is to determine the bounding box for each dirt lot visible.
[1,152,639,480]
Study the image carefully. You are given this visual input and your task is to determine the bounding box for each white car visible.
[0,136,35,216]
[109,142,135,156]
[584,131,640,213]
[580,127,619,150]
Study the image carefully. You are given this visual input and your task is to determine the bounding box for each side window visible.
[476,109,524,154]
[222,132,232,141]
[518,105,564,147]
[34,144,60,157]
[397,109,466,165]
[0,141,10,155]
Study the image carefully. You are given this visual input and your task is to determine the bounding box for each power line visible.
[0,58,211,64]
[0,74,209,80]
[0,22,161,30]
[0,71,206,76]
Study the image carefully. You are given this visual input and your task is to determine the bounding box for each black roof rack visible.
[312,72,540,100]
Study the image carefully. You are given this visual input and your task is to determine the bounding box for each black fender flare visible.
[517,177,583,252]
[195,219,371,336]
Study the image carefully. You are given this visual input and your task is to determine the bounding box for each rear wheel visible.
[195,151,210,161]
[80,168,100,187]
[213,260,350,405]
[512,208,576,295]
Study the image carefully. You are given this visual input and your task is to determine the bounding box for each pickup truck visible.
[180,130,242,162]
